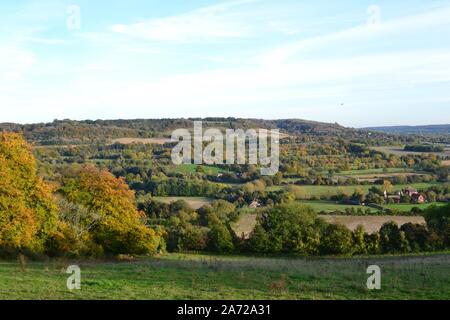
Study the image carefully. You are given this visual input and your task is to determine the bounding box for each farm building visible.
[411,193,426,204]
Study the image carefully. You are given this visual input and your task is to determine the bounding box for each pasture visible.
[339,168,412,175]
[0,253,448,300]
[169,164,228,175]
[384,202,447,212]
[297,200,447,213]
[268,183,441,199]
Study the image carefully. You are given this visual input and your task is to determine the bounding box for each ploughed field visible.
[370,146,450,157]
[319,215,426,233]
[232,213,426,237]
[0,253,448,300]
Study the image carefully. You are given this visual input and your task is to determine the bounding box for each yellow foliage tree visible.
[0,133,58,251]
[61,165,161,255]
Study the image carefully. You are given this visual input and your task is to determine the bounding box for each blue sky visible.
[1,0,450,127]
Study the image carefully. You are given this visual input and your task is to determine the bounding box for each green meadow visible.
[1,253,449,300]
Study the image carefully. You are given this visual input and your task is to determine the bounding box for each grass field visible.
[268,183,443,199]
[297,201,377,213]
[168,164,228,176]
[0,253,449,300]
[384,202,447,211]
[297,201,446,213]
[153,197,214,209]
[339,168,412,175]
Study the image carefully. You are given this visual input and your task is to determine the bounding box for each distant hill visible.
[364,124,450,135]
[0,118,360,145]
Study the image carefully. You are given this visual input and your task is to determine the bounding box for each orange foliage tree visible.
[0,133,58,251]
[60,166,162,255]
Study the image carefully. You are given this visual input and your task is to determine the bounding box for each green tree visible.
[207,214,234,253]
[424,204,450,248]
[320,224,354,255]
[379,222,409,253]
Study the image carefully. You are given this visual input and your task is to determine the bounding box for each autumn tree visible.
[0,133,58,252]
[60,165,162,255]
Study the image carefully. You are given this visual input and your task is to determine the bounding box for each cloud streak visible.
[110,0,260,43]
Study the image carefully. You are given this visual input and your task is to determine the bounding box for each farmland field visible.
[319,215,426,233]
[0,253,449,300]
[232,210,426,236]
[232,213,258,239]
[384,202,447,212]
[371,146,450,157]
[111,137,171,145]
[339,168,412,175]
[167,163,228,175]
[297,201,377,213]
[268,183,443,199]
[153,197,214,209]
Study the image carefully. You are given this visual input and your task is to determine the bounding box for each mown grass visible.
[0,253,449,300]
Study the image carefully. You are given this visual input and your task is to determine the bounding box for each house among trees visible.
[401,187,426,204]
[411,193,426,204]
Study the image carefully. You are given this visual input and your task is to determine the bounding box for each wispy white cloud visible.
[257,6,450,65]
[110,0,260,43]
[1,0,450,126]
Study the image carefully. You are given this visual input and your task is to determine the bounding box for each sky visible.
[1,0,450,127]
